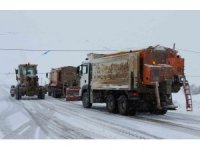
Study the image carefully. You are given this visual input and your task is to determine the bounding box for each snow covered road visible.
[0,83,200,139]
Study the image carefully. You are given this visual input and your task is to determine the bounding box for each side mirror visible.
[15,69,18,74]
[46,73,48,78]
[76,66,80,74]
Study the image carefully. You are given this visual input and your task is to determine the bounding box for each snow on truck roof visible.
[87,46,177,60]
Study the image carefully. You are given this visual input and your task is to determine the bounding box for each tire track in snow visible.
[53,98,200,138]
[133,116,200,137]
[40,98,161,139]
[0,87,49,139]
[20,100,92,139]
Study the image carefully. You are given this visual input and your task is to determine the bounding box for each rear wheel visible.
[118,95,129,115]
[82,92,92,108]
[106,94,117,113]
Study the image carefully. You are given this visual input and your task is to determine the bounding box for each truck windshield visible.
[21,67,36,76]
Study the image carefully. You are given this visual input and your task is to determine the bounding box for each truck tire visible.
[15,87,21,100]
[106,94,117,113]
[52,91,56,98]
[118,95,129,115]
[82,92,92,108]
[38,93,41,99]
[38,91,45,99]
[11,94,14,97]
[48,92,52,96]
[41,93,45,99]
[53,91,59,98]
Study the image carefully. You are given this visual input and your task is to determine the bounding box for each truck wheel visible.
[38,91,45,99]
[128,102,136,116]
[82,92,92,108]
[37,93,41,99]
[52,91,56,98]
[106,94,117,113]
[54,92,58,98]
[118,95,129,115]
[41,93,45,99]
[11,94,14,97]
[15,87,21,100]
[48,92,52,96]
[57,94,61,98]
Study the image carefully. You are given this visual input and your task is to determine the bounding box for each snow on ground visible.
[0,75,200,139]
[0,75,49,139]
[173,88,200,114]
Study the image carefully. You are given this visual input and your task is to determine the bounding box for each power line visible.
[178,49,200,54]
[0,48,116,52]
[0,48,199,53]
[186,75,200,78]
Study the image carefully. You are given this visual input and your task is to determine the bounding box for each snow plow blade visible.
[66,86,80,101]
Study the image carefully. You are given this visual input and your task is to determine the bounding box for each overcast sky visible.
[0,10,200,85]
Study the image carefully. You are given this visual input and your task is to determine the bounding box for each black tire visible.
[37,93,41,99]
[118,95,129,115]
[106,94,117,113]
[40,93,45,99]
[48,92,52,96]
[82,92,92,108]
[15,86,21,100]
[52,91,56,98]
[54,92,59,98]
[38,91,45,99]
[57,94,61,98]
[11,94,14,97]
[128,102,136,116]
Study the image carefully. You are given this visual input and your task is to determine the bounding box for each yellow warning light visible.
[152,61,156,65]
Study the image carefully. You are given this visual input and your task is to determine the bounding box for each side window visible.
[82,65,88,74]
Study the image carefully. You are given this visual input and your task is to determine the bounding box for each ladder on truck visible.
[183,76,193,111]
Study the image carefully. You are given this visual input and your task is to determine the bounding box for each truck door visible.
[80,64,89,89]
